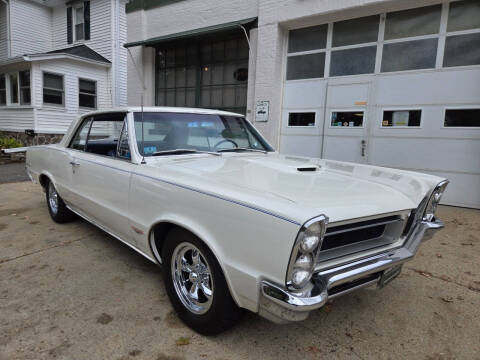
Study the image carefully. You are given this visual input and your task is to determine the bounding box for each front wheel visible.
[162,228,242,335]
[46,180,75,223]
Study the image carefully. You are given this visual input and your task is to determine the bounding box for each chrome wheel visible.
[171,242,214,314]
[48,182,59,215]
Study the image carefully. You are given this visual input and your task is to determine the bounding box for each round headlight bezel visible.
[286,214,329,290]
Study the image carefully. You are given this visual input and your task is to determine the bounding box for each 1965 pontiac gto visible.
[26,107,448,335]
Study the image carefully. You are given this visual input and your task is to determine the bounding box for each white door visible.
[322,82,371,164]
[68,114,136,243]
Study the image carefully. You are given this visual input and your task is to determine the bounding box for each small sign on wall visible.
[255,101,269,122]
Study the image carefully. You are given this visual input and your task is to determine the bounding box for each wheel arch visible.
[148,218,244,309]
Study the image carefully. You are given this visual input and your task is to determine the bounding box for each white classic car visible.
[26,107,448,335]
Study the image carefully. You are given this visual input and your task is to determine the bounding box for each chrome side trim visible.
[66,205,158,264]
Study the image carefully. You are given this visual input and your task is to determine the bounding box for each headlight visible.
[423,180,449,222]
[286,215,328,290]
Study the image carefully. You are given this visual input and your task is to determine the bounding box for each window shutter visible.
[84,1,90,40]
[67,7,73,44]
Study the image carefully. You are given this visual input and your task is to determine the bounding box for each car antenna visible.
[126,48,147,164]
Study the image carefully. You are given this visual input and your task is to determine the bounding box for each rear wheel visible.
[162,228,242,335]
[46,180,75,223]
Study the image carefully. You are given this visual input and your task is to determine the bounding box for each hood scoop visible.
[297,166,319,172]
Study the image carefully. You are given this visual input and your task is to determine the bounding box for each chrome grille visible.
[318,215,407,262]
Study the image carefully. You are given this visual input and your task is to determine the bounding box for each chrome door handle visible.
[69,161,80,167]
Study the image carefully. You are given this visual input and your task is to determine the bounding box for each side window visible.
[85,114,126,157]
[70,117,92,150]
[117,121,131,160]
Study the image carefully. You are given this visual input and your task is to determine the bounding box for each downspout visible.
[1,0,11,57]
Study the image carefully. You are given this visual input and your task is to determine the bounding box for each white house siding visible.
[0,2,8,59]
[116,0,128,106]
[9,0,52,57]
[0,108,34,131]
[32,59,112,133]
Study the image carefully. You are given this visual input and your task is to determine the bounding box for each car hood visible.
[144,153,444,225]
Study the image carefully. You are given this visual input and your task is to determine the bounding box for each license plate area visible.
[378,264,403,288]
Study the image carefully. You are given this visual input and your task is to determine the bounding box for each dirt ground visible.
[0,181,479,360]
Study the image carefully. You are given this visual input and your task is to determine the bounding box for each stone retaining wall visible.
[0,131,64,147]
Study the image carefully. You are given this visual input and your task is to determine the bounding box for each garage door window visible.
[330,46,377,77]
[384,5,441,40]
[287,25,327,80]
[447,0,480,32]
[332,16,379,47]
[382,110,422,127]
[287,53,325,80]
[331,112,364,127]
[382,39,438,72]
[443,33,480,67]
[444,109,480,127]
[288,112,316,127]
[286,1,480,81]
[288,25,327,53]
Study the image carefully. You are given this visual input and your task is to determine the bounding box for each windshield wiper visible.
[217,148,268,154]
[152,149,221,156]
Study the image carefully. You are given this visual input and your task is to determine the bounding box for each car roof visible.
[80,107,245,118]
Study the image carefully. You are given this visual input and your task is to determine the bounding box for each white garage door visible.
[280,1,480,208]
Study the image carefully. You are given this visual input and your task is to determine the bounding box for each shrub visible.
[0,137,24,149]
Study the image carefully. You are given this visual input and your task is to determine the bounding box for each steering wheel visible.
[213,139,238,149]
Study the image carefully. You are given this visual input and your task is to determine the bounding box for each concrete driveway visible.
[0,181,479,360]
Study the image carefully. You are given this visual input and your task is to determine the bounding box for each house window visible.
[9,73,18,104]
[444,109,480,127]
[79,78,96,108]
[67,1,90,44]
[331,111,364,127]
[0,75,6,106]
[19,70,31,105]
[43,73,64,106]
[75,6,84,41]
[288,112,316,127]
[382,110,422,127]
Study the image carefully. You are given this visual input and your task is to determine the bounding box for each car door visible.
[55,116,92,204]
[68,112,136,244]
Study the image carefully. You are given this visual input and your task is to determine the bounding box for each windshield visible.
[133,112,273,156]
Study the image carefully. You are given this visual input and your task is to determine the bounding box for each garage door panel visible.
[375,69,480,105]
[369,138,480,174]
[323,136,365,163]
[421,171,480,209]
[283,81,326,108]
[280,135,323,158]
[326,83,369,108]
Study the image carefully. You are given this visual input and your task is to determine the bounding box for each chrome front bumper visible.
[259,219,444,323]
